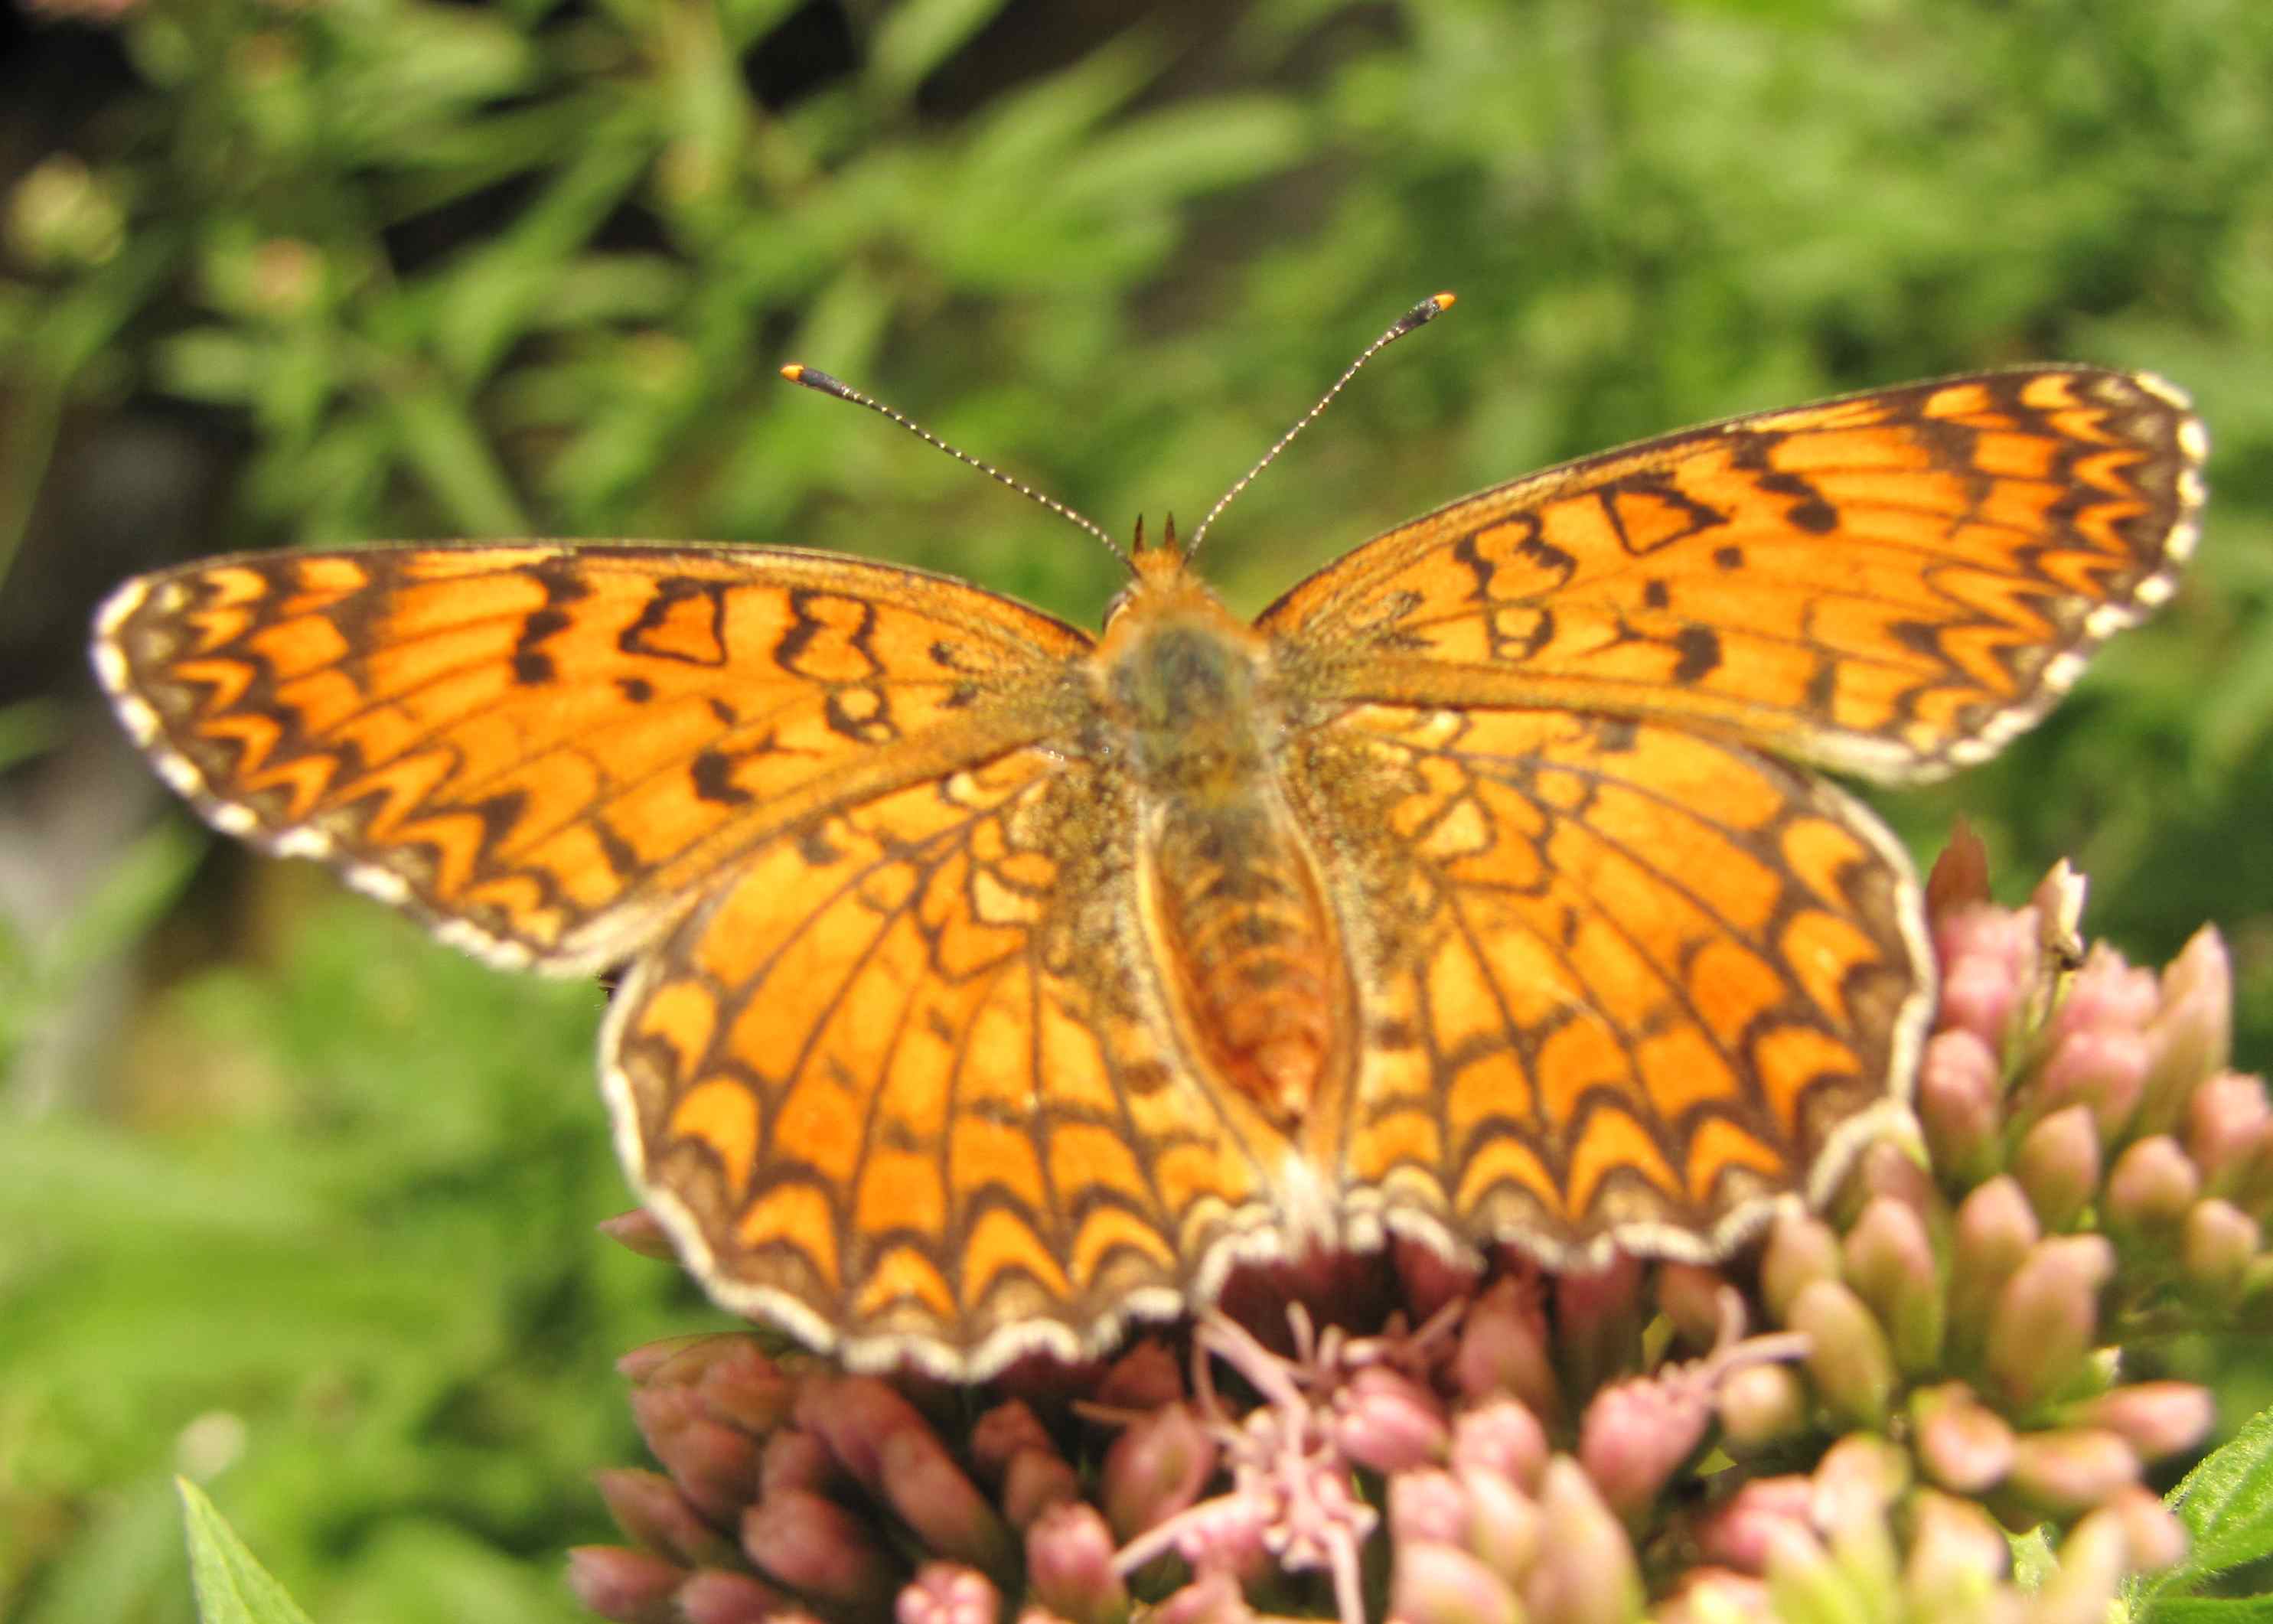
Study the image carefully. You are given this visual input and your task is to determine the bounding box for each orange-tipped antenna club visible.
[778,361,1127,569]
[1187,291,1456,557]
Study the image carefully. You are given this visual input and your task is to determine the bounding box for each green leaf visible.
[2172,1406,2273,1580]
[430,109,658,380]
[866,0,1013,103]
[1055,96,1309,209]
[178,1479,317,1624]
[378,376,532,535]
[2143,1600,2273,1623]
[41,817,206,989]
[0,696,63,774]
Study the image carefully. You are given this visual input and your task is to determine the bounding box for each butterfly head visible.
[1127,511,1182,567]
[1103,510,1212,628]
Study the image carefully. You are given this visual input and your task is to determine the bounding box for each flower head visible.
[576,838,2257,1624]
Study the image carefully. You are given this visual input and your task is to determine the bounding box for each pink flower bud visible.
[1521,1459,1645,1624]
[615,1335,709,1383]
[880,1424,1016,1579]
[1760,1211,1844,1324]
[2183,1198,2261,1294]
[1101,1402,1216,1541]
[1554,1252,1645,1394]
[1450,1395,1550,1491]
[690,1340,794,1435]
[2105,1136,2202,1238]
[1022,1503,1128,1624]
[760,1427,833,1497]
[798,1375,937,1495]
[2075,1381,2215,1460]
[1002,1448,1082,1530]
[970,1401,1054,1481]
[2015,1104,2102,1234]
[630,1386,761,1522]
[1841,1196,1943,1373]
[1900,1490,2010,1608]
[2108,1484,2190,1573]
[1789,1280,1896,1429]
[2032,1027,2151,1141]
[1459,1465,1541,1580]
[1392,1541,1522,1624]
[1578,1371,1713,1519]
[895,1562,1000,1624]
[742,1488,900,1613]
[2189,1072,2273,1192]
[1693,1475,1813,1572]
[2027,1507,2129,1624]
[1717,1363,1806,1452]
[1335,1363,1450,1472]
[1810,1433,1909,1534]
[1853,1139,1938,1216]
[1759,1522,1866,1622]
[1933,902,2037,1047]
[597,1208,678,1260]
[566,1545,683,1622]
[2005,1428,2141,1515]
[1452,1275,1563,1421]
[679,1569,797,1624]
[2049,944,2161,1042]
[1911,1383,2014,1494]
[1949,1176,2040,1355]
[593,1468,738,1567]
[1389,1469,1471,1546]
[1917,1029,2003,1184]
[1984,1235,2113,1408]
[2139,927,2235,1136]
[1656,1262,1738,1349]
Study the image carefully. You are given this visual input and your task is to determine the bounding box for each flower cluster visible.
[572,834,2265,1624]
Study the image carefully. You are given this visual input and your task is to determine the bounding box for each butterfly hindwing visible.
[1302,704,1930,1267]
[602,747,1287,1374]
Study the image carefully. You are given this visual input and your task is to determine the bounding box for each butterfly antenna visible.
[1188,292,1456,558]
[779,364,1130,570]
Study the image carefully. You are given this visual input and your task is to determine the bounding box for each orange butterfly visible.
[93,297,2206,1377]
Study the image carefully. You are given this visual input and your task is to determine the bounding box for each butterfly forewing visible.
[95,545,1093,973]
[1263,368,2206,783]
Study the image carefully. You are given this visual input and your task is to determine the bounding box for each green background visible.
[2,1,2268,1619]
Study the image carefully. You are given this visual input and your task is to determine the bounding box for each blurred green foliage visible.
[2,0,2268,1619]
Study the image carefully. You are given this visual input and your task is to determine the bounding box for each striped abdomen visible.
[1150,797,1339,1122]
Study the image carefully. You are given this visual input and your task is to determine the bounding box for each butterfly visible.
[93,297,2206,1378]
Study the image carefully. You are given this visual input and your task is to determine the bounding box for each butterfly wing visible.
[602,745,1284,1377]
[93,544,1092,973]
[1269,367,2201,1263]
[1262,368,2206,782]
[1300,705,1928,1266]
[96,542,1286,1372]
